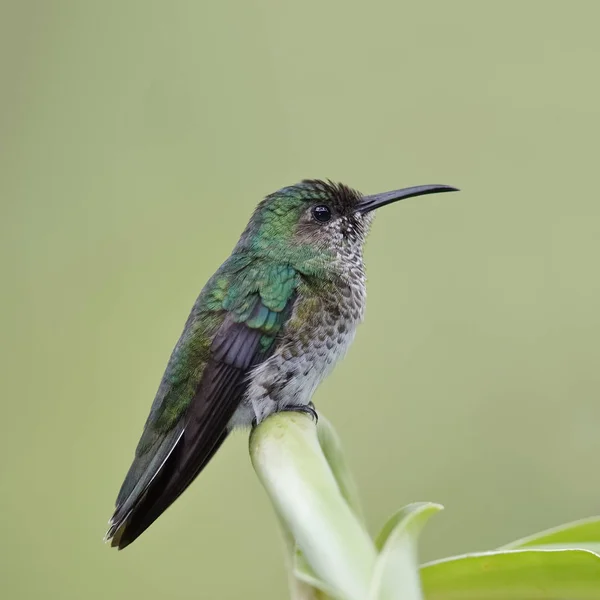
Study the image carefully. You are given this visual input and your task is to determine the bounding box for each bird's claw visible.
[251,402,318,427]
[285,402,318,422]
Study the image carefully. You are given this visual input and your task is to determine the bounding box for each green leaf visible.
[421,548,600,599]
[500,516,600,551]
[250,412,377,600]
[370,503,443,600]
[374,503,443,553]
[294,548,339,599]
[317,414,365,525]
[278,520,330,600]
[287,413,366,600]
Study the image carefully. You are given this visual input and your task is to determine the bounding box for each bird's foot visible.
[250,401,318,427]
[283,401,318,423]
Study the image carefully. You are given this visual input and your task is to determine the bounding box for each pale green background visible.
[2,1,600,598]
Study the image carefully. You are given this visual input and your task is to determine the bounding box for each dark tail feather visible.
[113,428,229,549]
[107,322,267,549]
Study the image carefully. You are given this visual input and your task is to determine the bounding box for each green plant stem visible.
[250,411,377,600]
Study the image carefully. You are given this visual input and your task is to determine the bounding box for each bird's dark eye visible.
[312,205,332,223]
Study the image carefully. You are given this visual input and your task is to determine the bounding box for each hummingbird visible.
[106,179,458,549]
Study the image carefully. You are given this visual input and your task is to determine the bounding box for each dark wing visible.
[106,263,297,549]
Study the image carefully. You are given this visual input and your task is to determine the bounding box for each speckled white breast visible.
[229,266,367,427]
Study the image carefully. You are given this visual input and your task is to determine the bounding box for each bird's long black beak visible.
[357,184,459,214]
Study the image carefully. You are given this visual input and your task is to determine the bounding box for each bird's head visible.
[235,179,458,268]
